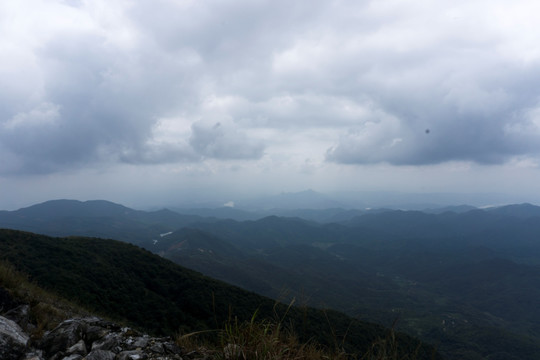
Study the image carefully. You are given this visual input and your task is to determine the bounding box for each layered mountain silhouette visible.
[3,200,540,359]
[0,228,438,358]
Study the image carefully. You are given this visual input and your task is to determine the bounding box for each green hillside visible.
[164,207,540,360]
[0,228,439,359]
[5,200,540,359]
[0,199,204,248]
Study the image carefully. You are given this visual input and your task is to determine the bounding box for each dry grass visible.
[218,315,349,360]
[0,259,29,292]
[2,260,428,360]
[175,306,350,360]
[0,260,90,337]
[174,308,431,360]
[360,329,422,360]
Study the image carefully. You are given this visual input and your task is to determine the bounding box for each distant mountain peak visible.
[489,203,540,218]
[7,199,138,222]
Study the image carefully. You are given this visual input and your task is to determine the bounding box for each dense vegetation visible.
[4,200,540,359]
[0,228,438,359]
[174,208,540,360]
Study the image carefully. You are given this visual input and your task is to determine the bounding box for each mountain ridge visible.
[0,228,439,359]
[4,199,540,359]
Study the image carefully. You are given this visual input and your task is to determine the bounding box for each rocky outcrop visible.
[1,283,217,360]
[0,312,214,360]
[0,315,29,360]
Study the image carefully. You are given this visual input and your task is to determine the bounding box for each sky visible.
[3,0,540,210]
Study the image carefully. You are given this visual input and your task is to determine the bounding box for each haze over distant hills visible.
[3,197,540,359]
[161,189,537,214]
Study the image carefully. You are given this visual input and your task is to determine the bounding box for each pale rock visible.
[61,355,83,360]
[40,319,86,357]
[0,315,29,360]
[117,349,148,360]
[66,339,87,356]
[86,349,116,360]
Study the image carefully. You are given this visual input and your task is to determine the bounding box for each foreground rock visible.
[0,312,214,360]
[0,315,29,360]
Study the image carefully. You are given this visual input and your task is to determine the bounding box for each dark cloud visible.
[2,0,540,178]
[0,28,199,174]
[326,50,540,166]
[189,121,265,160]
[119,142,201,164]
[325,109,540,166]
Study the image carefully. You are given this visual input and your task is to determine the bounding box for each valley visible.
[2,199,540,359]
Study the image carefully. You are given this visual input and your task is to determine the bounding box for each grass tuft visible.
[175,303,350,360]
[0,260,90,337]
[218,314,348,360]
[2,259,431,360]
[175,309,433,360]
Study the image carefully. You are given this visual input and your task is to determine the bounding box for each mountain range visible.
[3,199,540,359]
[0,228,437,359]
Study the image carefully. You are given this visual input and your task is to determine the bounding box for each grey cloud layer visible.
[190,122,264,160]
[2,0,540,175]
[327,60,540,165]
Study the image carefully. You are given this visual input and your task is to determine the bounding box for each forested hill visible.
[4,199,540,359]
[0,199,209,246]
[174,205,540,360]
[0,228,439,359]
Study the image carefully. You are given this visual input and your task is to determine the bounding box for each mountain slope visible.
[161,206,540,360]
[5,200,540,359]
[0,228,439,358]
[0,199,205,249]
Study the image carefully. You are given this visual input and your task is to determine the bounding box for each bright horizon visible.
[1,189,538,213]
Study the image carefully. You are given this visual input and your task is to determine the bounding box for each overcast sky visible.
[2,0,540,209]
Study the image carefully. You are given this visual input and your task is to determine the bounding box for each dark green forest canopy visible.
[0,228,439,359]
[4,201,540,359]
